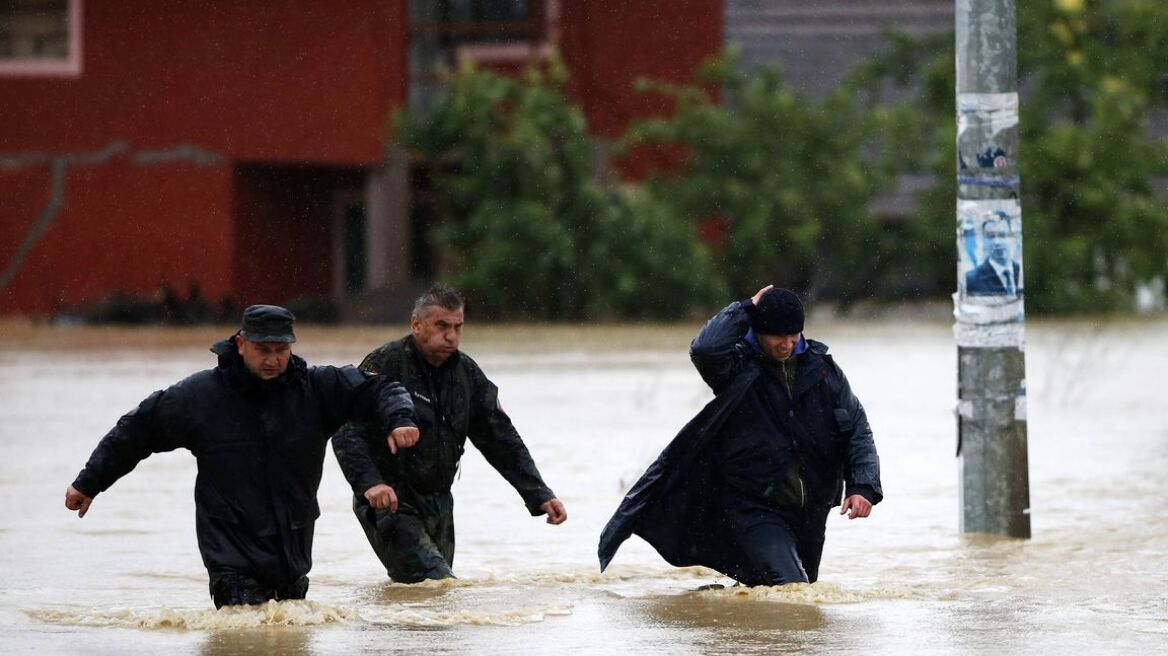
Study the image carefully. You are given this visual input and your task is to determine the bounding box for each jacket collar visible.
[744,329,809,357]
[211,334,304,395]
[744,332,833,398]
[404,334,461,371]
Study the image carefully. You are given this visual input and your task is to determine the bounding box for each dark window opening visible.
[0,0,69,59]
[0,0,80,76]
[408,0,545,111]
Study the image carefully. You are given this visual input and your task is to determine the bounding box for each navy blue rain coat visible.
[71,337,416,588]
[597,300,882,580]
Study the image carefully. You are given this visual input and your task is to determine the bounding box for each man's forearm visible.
[331,424,390,495]
[690,300,753,390]
[72,391,172,496]
[471,423,555,515]
[372,379,416,434]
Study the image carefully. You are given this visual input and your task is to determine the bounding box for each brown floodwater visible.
[1,319,1166,654]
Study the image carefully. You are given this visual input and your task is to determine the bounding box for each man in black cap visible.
[599,285,882,586]
[64,305,420,608]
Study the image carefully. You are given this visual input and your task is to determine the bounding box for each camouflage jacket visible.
[332,335,555,515]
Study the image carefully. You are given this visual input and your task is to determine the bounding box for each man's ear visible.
[233,334,244,352]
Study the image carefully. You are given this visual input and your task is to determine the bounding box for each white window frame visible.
[0,0,83,77]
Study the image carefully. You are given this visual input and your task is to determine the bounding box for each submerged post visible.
[954,0,1030,538]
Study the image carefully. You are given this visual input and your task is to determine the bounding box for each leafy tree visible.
[851,0,1168,313]
[585,186,727,319]
[622,55,902,305]
[396,59,726,320]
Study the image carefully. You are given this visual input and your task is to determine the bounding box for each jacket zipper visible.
[782,360,805,511]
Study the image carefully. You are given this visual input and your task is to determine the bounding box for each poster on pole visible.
[954,198,1025,348]
[957,92,1019,193]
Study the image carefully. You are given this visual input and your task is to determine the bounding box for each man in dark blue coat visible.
[599,286,882,585]
[64,305,419,607]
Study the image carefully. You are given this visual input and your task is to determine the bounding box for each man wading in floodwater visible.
[64,305,418,608]
[332,285,566,583]
[599,286,882,585]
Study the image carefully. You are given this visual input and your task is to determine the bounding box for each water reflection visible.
[644,591,827,631]
[198,627,312,656]
[635,591,853,654]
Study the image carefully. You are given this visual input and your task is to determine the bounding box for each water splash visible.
[29,594,575,631]
[695,581,923,604]
[27,599,355,629]
[382,576,479,590]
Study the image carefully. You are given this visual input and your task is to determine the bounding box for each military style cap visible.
[240,304,297,343]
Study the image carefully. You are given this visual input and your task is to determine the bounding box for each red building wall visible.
[0,160,234,315]
[232,165,364,307]
[0,0,408,315]
[0,0,407,162]
[0,0,722,317]
[559,0,724,139]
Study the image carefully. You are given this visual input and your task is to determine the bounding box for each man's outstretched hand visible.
[840,494,872,520]
[364,483,399,512]
[388,426,420,455]
[540,498,567,525]
[65,485,93,518]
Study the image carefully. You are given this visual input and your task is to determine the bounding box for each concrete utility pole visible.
[954,0,1031,538]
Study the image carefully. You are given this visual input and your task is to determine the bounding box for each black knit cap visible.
[240,304,296,343]
[752,288,804,335]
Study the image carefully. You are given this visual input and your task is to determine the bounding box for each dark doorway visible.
[232,164,363,306]
[409,163,440,280]
[342,202,367,293]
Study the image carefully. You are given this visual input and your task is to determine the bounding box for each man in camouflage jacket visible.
[333,285,566,582]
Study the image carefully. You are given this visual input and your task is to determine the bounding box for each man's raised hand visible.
[751,285,775,306]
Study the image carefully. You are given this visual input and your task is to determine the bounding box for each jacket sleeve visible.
[70,386,191,498]
[689,299,754,393]
[465,365,555,515]
[325,350,404,496]
[830,363,883,504]
[331,420,388,496]
[313,365,416,437]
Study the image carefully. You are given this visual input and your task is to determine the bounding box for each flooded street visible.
[1,319,1166,654]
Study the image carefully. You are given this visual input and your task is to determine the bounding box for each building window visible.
[0,0,82,77]
[408,0,546,112]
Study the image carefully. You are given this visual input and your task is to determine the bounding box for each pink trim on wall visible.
[0,0,83,77]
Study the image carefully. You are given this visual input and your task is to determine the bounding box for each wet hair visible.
[412,284,464,318]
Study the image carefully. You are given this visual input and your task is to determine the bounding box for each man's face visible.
[234,335,291,380]
[412,306,464,366]
[984,218,1011,265]
[757,332,801,362]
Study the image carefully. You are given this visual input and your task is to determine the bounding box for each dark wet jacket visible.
[332,335,555,515]
[598,299,882,577]
[71,337,416,587]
